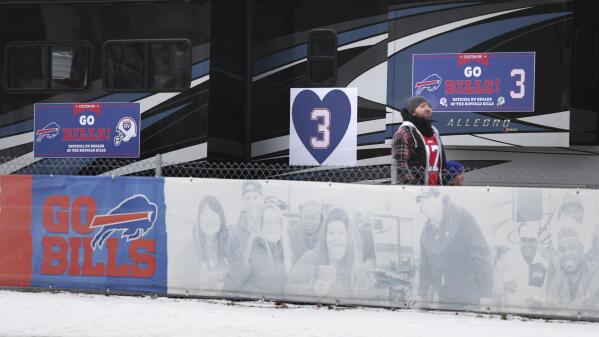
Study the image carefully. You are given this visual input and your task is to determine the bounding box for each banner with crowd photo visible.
[165,177,599,319]
[0,175,168,294]
[2,174,599,319]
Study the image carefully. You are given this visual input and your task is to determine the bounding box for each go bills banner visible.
[34,102,140,158]
[290,88,357,166]
[0,175,167,293]
[412,52,535,112]
[3,174,599,320]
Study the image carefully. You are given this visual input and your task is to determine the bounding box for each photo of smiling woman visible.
[173,195,230,294]
[285,207,374,301]
[226,201,294,298]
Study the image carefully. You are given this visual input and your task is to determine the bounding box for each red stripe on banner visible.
[415,80,440,87]
[90,212,151,228]
[36,128,59,135]
[0,175,33,287]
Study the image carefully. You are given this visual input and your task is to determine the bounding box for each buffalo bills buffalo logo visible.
[36,122,61,142]
[415,74,442,95]
[90,194,157,250]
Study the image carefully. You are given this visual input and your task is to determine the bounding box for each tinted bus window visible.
[5,42,90,92]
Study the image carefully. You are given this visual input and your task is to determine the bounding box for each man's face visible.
[300,203,321,235]
[412,102,433,120]
[519,237,539,262]
[560,204,584,224]
[418,196,444,224]
[242,191,263,216]
[558,238,583,273]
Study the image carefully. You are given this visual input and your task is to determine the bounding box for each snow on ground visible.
[0,290,597,337]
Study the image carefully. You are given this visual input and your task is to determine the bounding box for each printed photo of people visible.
[165,179,599,316]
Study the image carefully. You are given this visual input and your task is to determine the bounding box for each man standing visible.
[392,96,447,185]
[288,200,323,261]
[415,189,493,310]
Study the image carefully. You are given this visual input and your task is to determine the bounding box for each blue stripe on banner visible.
[388,3,479,20]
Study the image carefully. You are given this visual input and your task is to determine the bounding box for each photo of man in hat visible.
[414,188,493,310]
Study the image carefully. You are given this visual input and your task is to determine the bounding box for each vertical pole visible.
[155,153,162,177]
[244,0,254,162]
[391,160,398,185]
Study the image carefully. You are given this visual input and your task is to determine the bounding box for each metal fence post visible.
[155,154,162,177]
[391,160,397,185]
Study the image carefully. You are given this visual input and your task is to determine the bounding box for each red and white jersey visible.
[422,134,440,185]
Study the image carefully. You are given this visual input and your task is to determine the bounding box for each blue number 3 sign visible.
[290,88,357,165]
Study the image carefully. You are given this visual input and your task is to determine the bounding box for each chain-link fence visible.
[0,155,597,188]
[0,155,392,184]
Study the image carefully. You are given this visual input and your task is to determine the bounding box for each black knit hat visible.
[406,96,429,116]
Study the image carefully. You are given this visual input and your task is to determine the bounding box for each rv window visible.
[149,41,191,90]
[5,42,89,92]
[104,40,191,92]
[104,43,146,90]
[6,45,48,90]
[307,30,337,86]
[50,46,89,90]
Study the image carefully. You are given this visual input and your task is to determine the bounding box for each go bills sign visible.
[412,52,535,112]
[30,176,167,292]
[34,102,140,158]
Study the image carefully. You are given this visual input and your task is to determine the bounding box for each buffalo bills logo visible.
[415,74,442,95]
[36,122,61,142]
[90,194,157,250]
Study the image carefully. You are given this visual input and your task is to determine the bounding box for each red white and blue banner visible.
[412,52,535,113]
[34,103,140,158]
[29,176,167,293]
